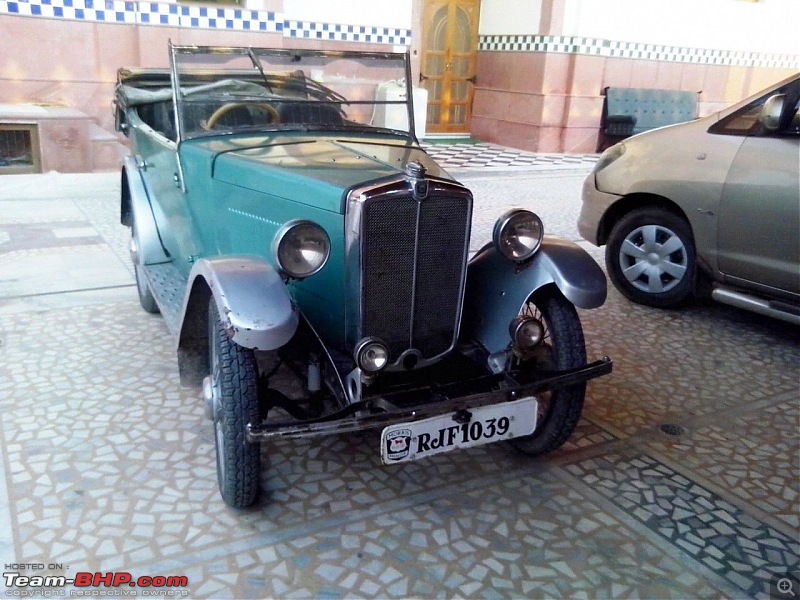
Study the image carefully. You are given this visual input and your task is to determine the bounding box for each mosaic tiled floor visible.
[421,142,599,170]
[1,166,798,599]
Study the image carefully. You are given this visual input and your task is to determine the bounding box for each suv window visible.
[709,100,765,136]
[710,80,800,137]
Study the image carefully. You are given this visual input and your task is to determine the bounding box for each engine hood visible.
[194,135,451,213]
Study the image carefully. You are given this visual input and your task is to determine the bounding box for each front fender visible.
[463,237,607,354]
[176,256,299,387]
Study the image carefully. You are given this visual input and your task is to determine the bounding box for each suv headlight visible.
[273,220,330,279]
[493,209,544,262]
[592,143,625,173]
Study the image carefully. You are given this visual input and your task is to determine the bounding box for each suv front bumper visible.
[578,174,622,246]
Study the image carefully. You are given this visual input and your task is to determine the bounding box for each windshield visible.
[169,45,414,140]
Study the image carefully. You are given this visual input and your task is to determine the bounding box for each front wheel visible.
[208,298,261,508]
[605,207,696,308]
[510,285,587,456]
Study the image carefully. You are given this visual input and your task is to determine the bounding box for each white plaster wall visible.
[478,0,542,35]
[283,0,412,28]
[561,0,798,55]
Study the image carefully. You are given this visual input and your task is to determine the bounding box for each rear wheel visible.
[129,220,159,314]
[208,298,261,508]
[510,285,587,455]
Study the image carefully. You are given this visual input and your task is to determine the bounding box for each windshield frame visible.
[168,43,416,143]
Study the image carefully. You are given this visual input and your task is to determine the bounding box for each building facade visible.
[0,0,797,171]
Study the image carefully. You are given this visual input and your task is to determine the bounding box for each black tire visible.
[510,285,587,456]
[129,220,160,314]
[208,299,261,508]
[605,207,696,308]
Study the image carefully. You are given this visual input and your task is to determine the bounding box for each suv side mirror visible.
[758,94,785,132]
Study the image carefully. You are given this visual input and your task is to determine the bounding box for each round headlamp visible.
[273,220,330,279]
[355,338,389,373]
[493,209,544,262]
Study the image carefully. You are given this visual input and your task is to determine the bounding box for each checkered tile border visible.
[0,0,281,30]
[421,142,599,170]
[0,0,412,43]
[284,21,410,45]
[479,34,799,70]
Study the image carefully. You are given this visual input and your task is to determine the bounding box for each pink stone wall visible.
[0,12,396,171]
[2,10,797,163]
[0,15,290,134]
[472,50,798,153]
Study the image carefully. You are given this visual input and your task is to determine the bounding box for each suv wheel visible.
[606,207,696,308]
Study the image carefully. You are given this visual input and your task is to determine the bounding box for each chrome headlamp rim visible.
[272,219,331,280]
[509,315,545,351]
[354,337,390,373]
[492,209,544,262]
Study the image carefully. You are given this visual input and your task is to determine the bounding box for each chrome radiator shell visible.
[344,170,472,371]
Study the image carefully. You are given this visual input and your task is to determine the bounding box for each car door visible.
[132,106,200,278]
[716,82,800,295]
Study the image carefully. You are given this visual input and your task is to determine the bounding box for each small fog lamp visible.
[355,338,390,373]
[509,315,545,351]
[493,209,544,262]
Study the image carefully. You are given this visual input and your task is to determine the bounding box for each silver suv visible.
[579,74,799,324]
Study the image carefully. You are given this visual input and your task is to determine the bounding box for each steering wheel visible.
[203,103,281,130]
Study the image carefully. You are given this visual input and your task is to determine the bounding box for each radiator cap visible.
[405,161,428,199]
[405,160,426,179]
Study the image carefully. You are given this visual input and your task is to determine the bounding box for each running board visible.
[712,286,800,326]
[142,262,187,335]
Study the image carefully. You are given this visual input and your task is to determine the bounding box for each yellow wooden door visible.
[421,0,480,134]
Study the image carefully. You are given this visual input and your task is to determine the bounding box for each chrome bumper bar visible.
[246,357,612,442]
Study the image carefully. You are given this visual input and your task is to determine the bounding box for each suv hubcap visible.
[619,224,687,293]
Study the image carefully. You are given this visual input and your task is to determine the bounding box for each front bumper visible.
[578,175,623,246]
[246,357,612,441]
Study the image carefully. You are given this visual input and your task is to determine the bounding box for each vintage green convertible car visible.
[115,43,612,508]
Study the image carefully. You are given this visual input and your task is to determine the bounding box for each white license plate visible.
[380,397,538,465]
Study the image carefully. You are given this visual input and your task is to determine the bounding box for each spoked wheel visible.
[510,285,587,455]
[208,298,261,508]
[129,221,159,314]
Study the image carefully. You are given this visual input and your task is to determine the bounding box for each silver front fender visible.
[176,256,299,386]
[464,237,607,354]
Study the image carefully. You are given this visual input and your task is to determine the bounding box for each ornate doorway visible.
[420,0,480,135]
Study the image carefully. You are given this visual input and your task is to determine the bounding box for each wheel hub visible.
[620,224,688,294]
[129,236,139,263]
[203,375,216,420]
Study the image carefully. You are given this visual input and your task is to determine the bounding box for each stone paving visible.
[0,149,798,599]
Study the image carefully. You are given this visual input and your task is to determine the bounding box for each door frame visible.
[419,0,480,135]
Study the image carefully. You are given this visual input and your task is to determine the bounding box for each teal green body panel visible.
[174,133,445,345]
[128,121,198,269]
[186,133,447,210]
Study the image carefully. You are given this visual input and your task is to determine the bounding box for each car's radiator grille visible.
[361,193,470,360]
